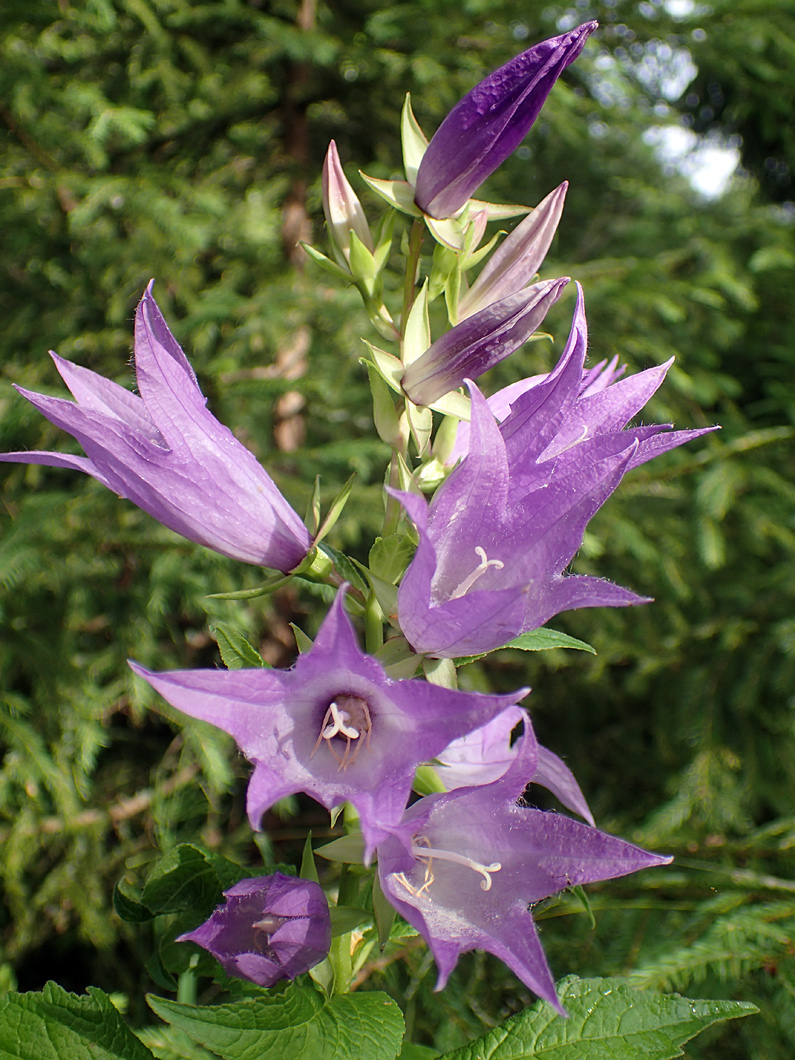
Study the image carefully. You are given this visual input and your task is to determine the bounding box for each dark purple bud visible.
[177,873,331,987]
[415,23,597,218]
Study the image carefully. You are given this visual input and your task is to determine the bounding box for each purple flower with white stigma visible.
[378,725,670,1010]
[322,139,374,267]
[396,285,717,658]
[414,23,597,219]
[130,589,527,863]
[435,706,593,824]
[0,284,311,570]
[177,873,331,987]
[402,277,569,406]
[458,183,568,319]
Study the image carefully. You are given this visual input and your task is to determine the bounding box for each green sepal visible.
[313,473,356,548]
[422,656,457,688]
[300,241,352,281]
[372,870,397,951]
[290,622,314,653]
[319,543,369,596]
[315,834,366,864]
[365,362,403,447]
[401,93,429,185]
[569,884,597,929]
[359,171,422,216]
[351,558,398,623]
[469,197,531,220]
[375,636,422,678]
[348,229,377,291]
[402,279,430,367]
[300,831,319,884]
[362,341,404,394]
[305,475,322,535]
[406,399,432,457]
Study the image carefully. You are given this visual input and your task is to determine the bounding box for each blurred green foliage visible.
[1,1,794,1056]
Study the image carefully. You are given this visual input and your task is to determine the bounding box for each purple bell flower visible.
[414,23,597,219]
[177,873,331,987]
[130,588,528,863]
[0,284,311,570]
[396,284,718,658]
[378,723,670,1010]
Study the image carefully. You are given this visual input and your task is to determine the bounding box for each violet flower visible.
[130,588,527,863]
[0,284,311,570]
[177,873,331,987]
[402,276,569,406]
[414,23,597,219]
[435,706,594,825]
[378,724,670,1010]
[396,285,717,658]
[458,182,568,319]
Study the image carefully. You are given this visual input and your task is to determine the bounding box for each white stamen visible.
[450,546,504,600]
[410,842,502,891]
[321,701,360,741]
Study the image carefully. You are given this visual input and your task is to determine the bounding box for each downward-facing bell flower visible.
[178,873,331,987]
[414,23,597,219]
[396,284,717,657]
[379,722,670,1010]
[130,588,527,863]
[0,284,311,570]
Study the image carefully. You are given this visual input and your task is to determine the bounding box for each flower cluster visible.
[2,22,716,1009]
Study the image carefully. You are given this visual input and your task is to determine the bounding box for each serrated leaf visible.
[211,625,265,670]
[439,976,758,1060]
[0,982,157,1060]
[142,845,226,919]
[148,985,405,1060]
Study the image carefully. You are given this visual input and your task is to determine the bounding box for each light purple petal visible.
[131,588,528,863]
[459,182,568,318]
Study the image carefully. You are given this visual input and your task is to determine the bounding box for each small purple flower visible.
[177,873,331,987]
[458,183,568,319]
[130,589,527,863]
[0,284,311,570]
[378,724,670,1010]
[396,285,717,658]
[402,277,569,406]
[414,23,597,219]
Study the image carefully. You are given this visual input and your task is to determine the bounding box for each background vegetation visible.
[1,0,793,1055]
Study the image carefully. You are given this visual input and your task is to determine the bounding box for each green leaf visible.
[211,625,265,670]
[399,1046,440,1060]
[315,834,366,864]
[314,474,357,548]
[319,543,369,596]
[439,976,758,1060]
[0,982,157,1060]
[504,629,597,654]
[113,878,153,924]
[142,845,227,919]
[148,985,405,1060]
[300,832,319,884]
